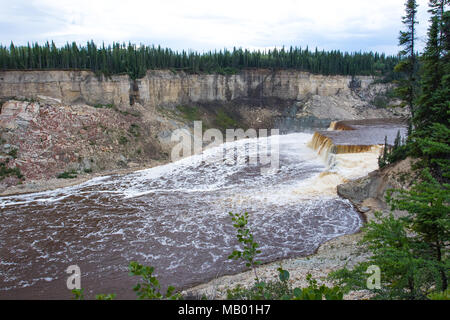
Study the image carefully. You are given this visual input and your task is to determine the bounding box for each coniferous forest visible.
[0,42,400,79]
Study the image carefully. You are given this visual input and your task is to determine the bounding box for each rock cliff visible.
[1,69,404,115]
[337,157,415,218]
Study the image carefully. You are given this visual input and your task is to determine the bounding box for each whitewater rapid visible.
[0,132,378,299]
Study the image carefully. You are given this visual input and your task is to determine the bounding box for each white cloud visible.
[0,0,432,54]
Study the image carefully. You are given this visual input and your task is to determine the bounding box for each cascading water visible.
[0,131,379,299]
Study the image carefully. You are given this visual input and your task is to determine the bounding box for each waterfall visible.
[301,122,383,197]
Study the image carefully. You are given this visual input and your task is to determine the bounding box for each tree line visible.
[0,41,400,79]
[333,0,449,300]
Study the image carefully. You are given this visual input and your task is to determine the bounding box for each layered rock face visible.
[0,70,402,115]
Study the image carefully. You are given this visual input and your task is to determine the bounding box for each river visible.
[0,132,370,299]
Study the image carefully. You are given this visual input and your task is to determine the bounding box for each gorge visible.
[0,69,408,299]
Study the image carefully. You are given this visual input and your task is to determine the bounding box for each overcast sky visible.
[0,0,432,55]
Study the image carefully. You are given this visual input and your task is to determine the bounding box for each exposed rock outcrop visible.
[0,69,406,120]
[337,157,415,217]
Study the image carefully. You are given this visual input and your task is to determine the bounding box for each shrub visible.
[93,103,114,109]
[119,136,128,145]
[7,149,18,159]
[128,261,182,300]
[215,109,237,130]
[0,162,23,180]
[57,170,78,179]
[176,105,201,122]
[128,124,140,137]
[228,212,262,281]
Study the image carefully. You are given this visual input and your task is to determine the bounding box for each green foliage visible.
[95,293,116,300]
[71,289,84,300]
[0,41,400,79]
[128,261,182,300]
[394,2,450,183]
[228,212,262,281]
[215,110,238,130]
[334,13,450,296]
[330,212,433,299]
[71,289,116,300]
[387,169,449,291]
[93,103,114,109]
[118,135,128,145]
[128,123,140,137]
[330,174,449,301]
[371,95,390,108]
[292,274,344,300]
[227,213,344,300]
[7,148,18,159]
[57,169,78,179]
[0,161,23,180]
[378,132,409,169]
[227,268,344,300]
[176,105,201,122]
[226,279,292,300]
[395,0,420,122]
[428,289,450,300]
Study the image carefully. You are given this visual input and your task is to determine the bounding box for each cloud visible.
[0,0,432,54]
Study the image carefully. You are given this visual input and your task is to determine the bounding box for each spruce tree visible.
[395,0,419,127]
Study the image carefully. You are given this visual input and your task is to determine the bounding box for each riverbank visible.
[0,158,169,196]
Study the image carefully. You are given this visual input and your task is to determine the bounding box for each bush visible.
[93,103,114,109]
[226,268,343,300]
[0,162,23,180]
[128,262,182,300]
[128,124,141,137]
[57,170,78,179]
[119,136,128,145]
[176,105,201,122]
[7,149,18,159]
[215,109,237,130]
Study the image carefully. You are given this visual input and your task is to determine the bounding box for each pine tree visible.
[395,0,420,128]
[412,2,450,180]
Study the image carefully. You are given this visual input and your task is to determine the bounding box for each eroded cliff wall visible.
[0,69,391,109]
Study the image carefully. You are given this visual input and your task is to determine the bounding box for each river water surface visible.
[0,133,367,299]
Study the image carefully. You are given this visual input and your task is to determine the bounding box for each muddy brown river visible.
[0,133,364,299]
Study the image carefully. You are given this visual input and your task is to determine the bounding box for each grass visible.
[176,105,201,121]
[57,169,78,179]
[215,109,238,129]
[93,103,114,109]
